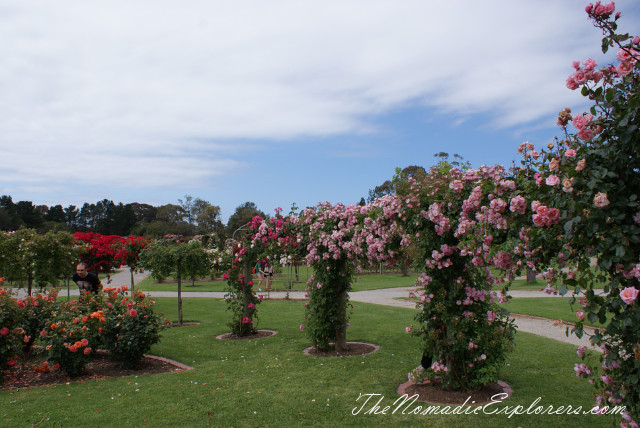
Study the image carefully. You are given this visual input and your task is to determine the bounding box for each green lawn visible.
[499,297,610,328]
[135,272,420,293]
[0,298,614,427]
[498,276,606,291]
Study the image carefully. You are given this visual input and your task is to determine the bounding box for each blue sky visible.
[1,0,638,221]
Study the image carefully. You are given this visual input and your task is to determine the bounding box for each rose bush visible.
[512,3,640,424]
[398,162,522,391]
[101,286,167,368]
[0,286,21,379]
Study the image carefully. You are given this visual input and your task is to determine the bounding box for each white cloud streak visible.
[0,0,636,205]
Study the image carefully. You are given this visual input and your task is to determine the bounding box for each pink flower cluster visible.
[531,201,560,227]
[574,362,592,378]
[566,59,602,91]
[426,203,451,236]
[430,360,448,373]
[509,195,527,215]
[585,1,616,17]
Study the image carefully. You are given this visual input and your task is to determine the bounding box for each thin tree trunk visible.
[526,267,537,282]
[335,288,349,352]
[28,273,33,296]
[242,258,253,335]
[177,259,183,325]
[130,268,135,293]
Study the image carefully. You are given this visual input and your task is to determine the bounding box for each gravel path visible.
[15,269,601,352]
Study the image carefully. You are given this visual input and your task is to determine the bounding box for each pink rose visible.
[576,310,586,321]
[531,201,541,212]
[547,208,560,223]
[565,149,576,157]
[0,327,8,336]
[129,309,138,317]
[546,175,560,186]
[593,192,610,208]
[576,159,586,172]
[620,286,639,305]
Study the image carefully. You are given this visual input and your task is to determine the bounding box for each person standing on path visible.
[72,262,103,294]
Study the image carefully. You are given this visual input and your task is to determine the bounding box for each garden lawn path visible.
[12,270,601,352]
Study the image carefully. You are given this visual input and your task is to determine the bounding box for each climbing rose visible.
[620,287,639,305]
[593,192,610,208]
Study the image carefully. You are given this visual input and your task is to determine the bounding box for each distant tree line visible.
[0,195,267,242]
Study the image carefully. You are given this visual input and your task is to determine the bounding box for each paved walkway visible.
[16,269,601,351]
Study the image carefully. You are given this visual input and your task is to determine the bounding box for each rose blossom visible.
[565,149,576,157]
[620,286,639,305]
[576,310,586,321]
[593,192,610,208]
[576,159,586,172]
[563,178,574,193]
[546,175,560,186]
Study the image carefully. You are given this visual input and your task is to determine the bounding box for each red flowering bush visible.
[100,286,167,368]
[17,289,59,352]
[74,232,126,273]
[0,288,22,379]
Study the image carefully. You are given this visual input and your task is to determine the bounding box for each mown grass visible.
[0,298,614,427]
[500,297,610,328]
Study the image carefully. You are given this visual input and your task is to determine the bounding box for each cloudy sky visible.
[1,0,638,221]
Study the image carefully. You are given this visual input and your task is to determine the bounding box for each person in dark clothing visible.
[72,263,103,294]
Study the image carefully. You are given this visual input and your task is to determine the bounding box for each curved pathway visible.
[16,269,601,352]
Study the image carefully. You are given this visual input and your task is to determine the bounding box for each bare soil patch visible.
[397,379,512,405]
[1,351,190,391]
[216,330,278,340]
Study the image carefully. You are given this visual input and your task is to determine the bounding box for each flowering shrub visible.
[222,243,261,336]
[513,3,640,424]
[17,288,59,352]
[399,164,521,391]
[0,287,21,377]
[101,286,167,368]
[292,198,402,351]
[41,294,106,376]
[74,232,126,273]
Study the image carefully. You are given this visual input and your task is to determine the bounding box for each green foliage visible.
[0,229,81,290]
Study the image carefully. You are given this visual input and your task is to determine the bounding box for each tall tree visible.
[226,202,267,236]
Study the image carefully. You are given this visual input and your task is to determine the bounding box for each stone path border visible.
[144,354,194,371]
[215,330,278,340]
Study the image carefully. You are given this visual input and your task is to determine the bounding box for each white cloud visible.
[0,0,637,206]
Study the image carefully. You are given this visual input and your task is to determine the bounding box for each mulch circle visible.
[397,378,512,405]
[303,342,380,357]
[215,330,278,340]
[0,351,192,391]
